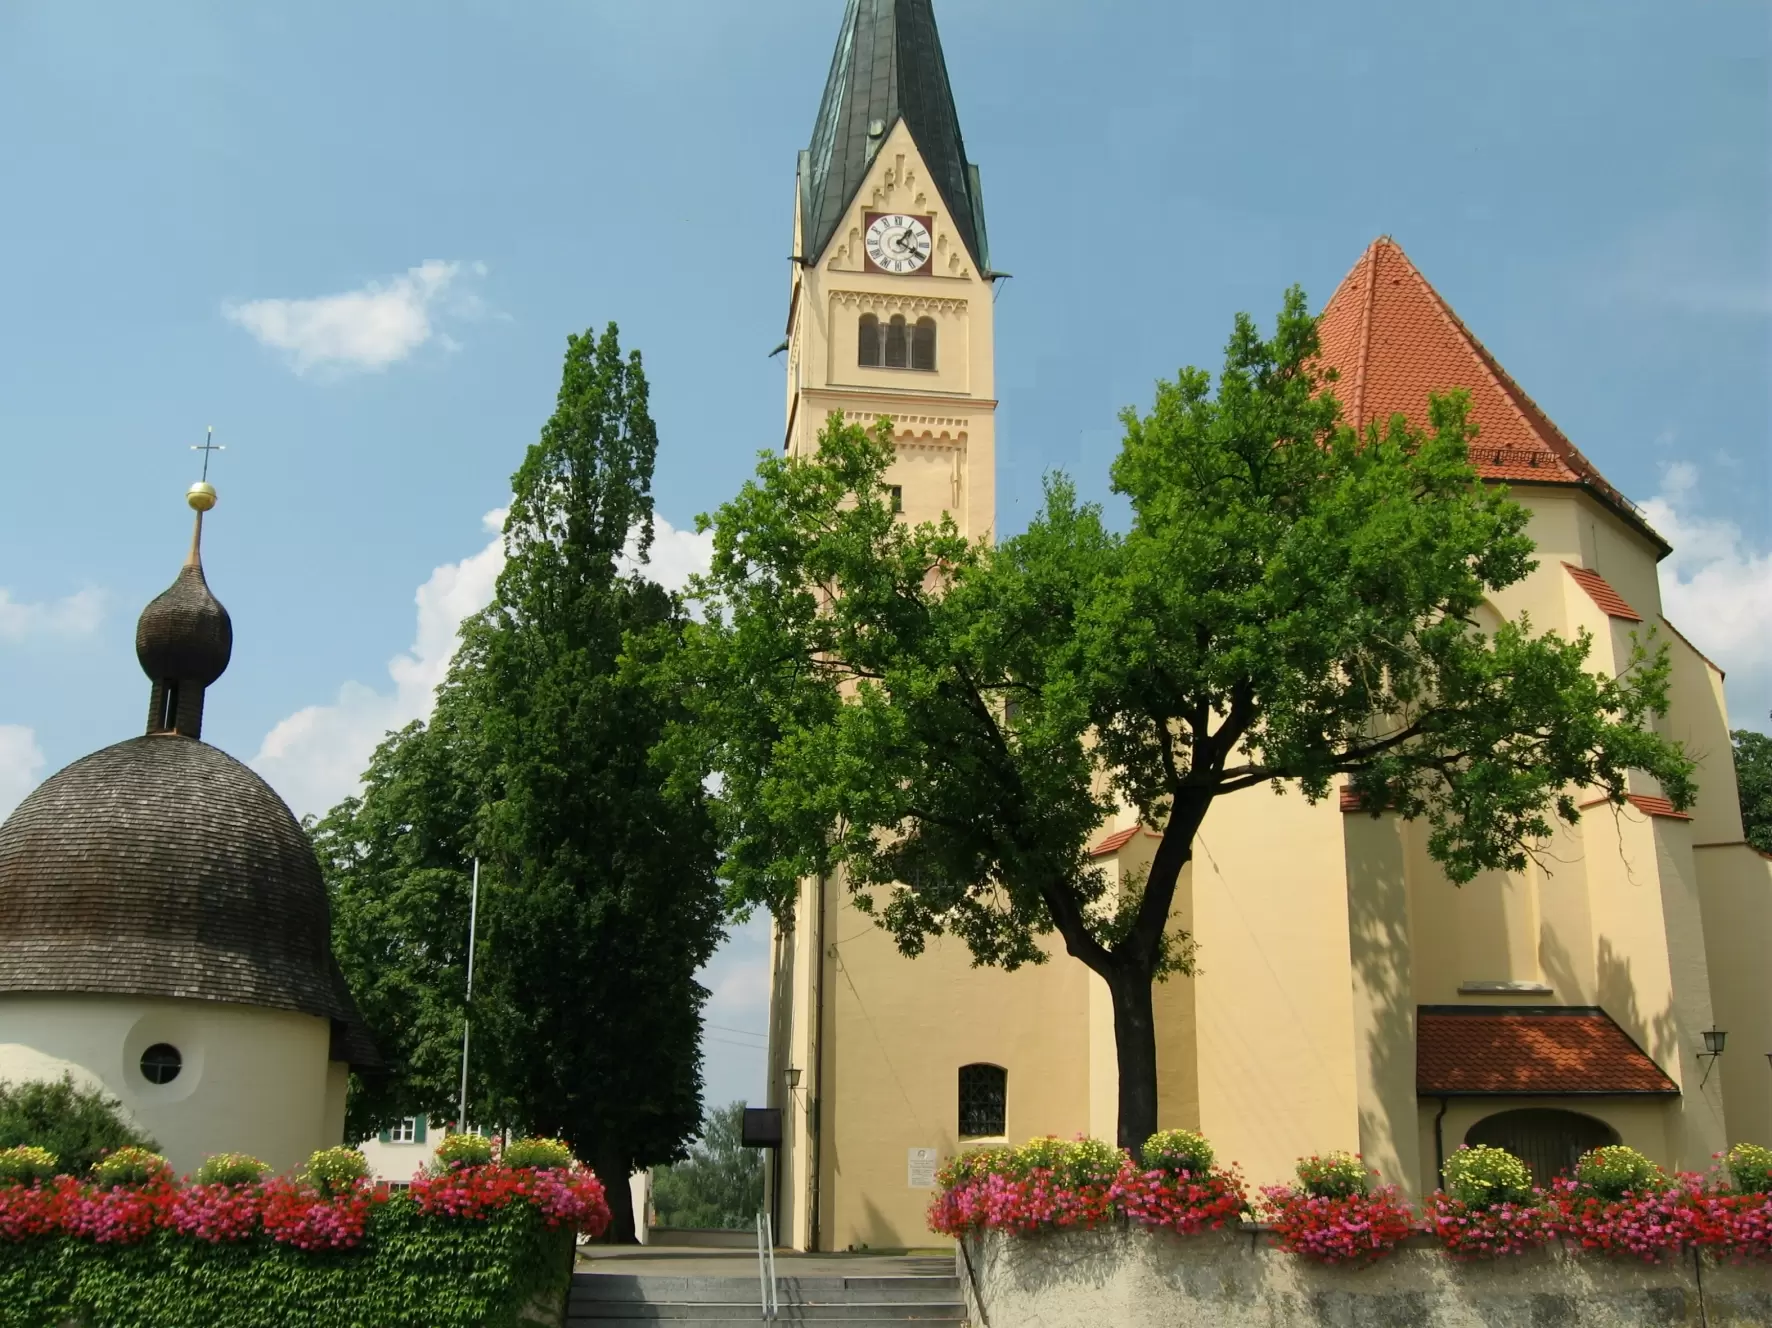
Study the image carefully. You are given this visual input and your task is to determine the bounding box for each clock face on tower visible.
[865,213,933,275]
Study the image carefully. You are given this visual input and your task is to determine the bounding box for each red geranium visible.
[1421,1191,1551,1259]
[1113,1165,1249,1236]
[1260,1185,1414,1265]
[166,1182,266,1244]
[408,1163,611,1237]
[1543,1175,1703,1261]
[260,1177,381,1252]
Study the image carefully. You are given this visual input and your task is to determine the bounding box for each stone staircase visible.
[568,1259,966,1325]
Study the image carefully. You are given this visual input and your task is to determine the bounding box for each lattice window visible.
[958,1063,1006,1137]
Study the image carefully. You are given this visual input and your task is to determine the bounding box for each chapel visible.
[0,478,376,1176]
[764,0,1772,1251]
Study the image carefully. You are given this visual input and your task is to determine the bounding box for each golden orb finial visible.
[187,481,218,512]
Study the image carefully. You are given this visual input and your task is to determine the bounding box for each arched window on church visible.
[1465,1108,1619,1188]
[912,317,937,371]
[884,315,909,369]
[858,313,881,367]
[958,1063,1007,1138]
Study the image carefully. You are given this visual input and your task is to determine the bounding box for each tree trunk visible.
[595,1148,639,1244]
[1107,963,1159,1151]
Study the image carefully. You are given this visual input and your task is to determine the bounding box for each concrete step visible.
[568,1271,966,1324]
[568,1312,965,1324]
[573,1276,959,1305]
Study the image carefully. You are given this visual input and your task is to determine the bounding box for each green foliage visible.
[434,1134,495,1170]
[318,324,726,1241]
[1724,1142,1772,1195]
[502,1137,574,1171]
[300,1147,369,1196]
[1733,722,1772,854]
[936,1145,1015,1190]
[1575,1145,1662,1199]
[0,1076,157,1178]
[649,1102,763,1230]
[193,1154,269,1187]
[91,1148,171,1190]
[0,1196,572,1328]
[0,1146,57,1187]
[1442,1145,1533,1208]
[1296,1152,1371,1199]
[1141,1129,1215,1176]
[672,288,1694,1147]
[1007,1137,1122,1189]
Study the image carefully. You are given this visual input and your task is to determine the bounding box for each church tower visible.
[782,0,997,539]
[770,0,1039,1254]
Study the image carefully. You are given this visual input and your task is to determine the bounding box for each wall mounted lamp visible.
[1698,1027,1727,1087]
[785,1066,802,1090]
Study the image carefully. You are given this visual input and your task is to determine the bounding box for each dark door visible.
[1465,1108,1621,1187]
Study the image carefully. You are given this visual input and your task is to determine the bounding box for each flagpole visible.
[457,859,479,1133]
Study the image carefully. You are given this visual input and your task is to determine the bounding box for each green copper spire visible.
[802,0,989,271]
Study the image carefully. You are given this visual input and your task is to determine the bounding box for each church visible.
[0,478,376,1176]
[764,0,1772,1251]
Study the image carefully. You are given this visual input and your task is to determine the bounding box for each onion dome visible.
[0,475,377,1068]
[135,481,232,740]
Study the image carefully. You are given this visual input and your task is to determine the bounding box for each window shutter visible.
[415,1116,427,1143]
[379,1129,392,1145]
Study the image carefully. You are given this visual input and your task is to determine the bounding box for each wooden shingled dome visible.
[0,735,372,1063]
[135,563,232,687]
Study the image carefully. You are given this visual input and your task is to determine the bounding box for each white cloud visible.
[0,726,45,819]
[0,588,102,641]
[1644,465,1772,731]
[224,260,486,374]
[252,509,714,819]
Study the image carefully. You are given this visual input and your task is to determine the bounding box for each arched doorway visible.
[1465,1108,1620,1187]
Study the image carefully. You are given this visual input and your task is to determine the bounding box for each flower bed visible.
[0,1136,610,1328]
[927,1133,1772,1269]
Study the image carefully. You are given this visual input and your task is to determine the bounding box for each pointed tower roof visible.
[1317,237,1667,555]
[802,0,988,270]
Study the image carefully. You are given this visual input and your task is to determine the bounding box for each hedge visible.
[0,1139,608,1328]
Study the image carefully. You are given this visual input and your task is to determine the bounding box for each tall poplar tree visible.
[323,325,722,1242]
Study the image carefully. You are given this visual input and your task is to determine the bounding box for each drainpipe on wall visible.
[1434,1097,1450,1189]
[808,870,828,1252]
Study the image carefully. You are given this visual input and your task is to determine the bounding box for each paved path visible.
[576,1244,956,1279]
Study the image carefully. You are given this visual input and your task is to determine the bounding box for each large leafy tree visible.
[668,289,1696,1149]
[1734,720,1772,854]
[322,325,722,1242]
[648,1102,765,1231]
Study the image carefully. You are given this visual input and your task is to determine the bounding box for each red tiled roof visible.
[1577,793,1693,821]
[1563,563,1643,621]
[1418,1006,1678,1096]
[1088,826,1146,857]
[1339,786,1395,814]
[1316,238,1669,555]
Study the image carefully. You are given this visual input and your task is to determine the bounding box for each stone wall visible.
[961,1227,1772,1328]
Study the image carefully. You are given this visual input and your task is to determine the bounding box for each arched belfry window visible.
[884,315,909,369]
[858,312,937,372]
[1465,1108,1619,1188]
[958,1063,1007,1137]
[912,317,936,371]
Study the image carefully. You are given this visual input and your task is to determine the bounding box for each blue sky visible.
[1,1,1767,1115]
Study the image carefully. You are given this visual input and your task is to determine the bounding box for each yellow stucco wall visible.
[766,104,1763,1247]
[0,994,345,1176]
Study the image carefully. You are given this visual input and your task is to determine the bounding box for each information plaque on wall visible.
[907,1147,938,1189]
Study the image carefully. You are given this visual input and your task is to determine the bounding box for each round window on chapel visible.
[140,1044,182,1085]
